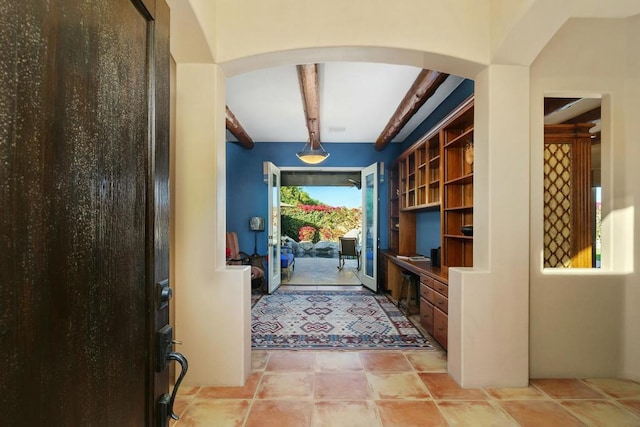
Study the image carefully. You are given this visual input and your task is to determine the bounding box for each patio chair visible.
[337,237,360,270]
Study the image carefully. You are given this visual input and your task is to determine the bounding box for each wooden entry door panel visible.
[0,0,170,425]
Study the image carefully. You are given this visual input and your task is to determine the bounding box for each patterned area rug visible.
[251,290,433,350]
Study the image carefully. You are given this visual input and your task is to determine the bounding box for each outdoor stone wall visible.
[282,236,339,258]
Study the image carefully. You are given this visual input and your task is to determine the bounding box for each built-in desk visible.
[381,250,449,350]
[381,250,447,297]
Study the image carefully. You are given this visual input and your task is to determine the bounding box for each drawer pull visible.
[438,301,444,305]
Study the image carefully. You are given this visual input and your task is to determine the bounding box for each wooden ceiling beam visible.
[225,105,254,149]
[296,64,321,149]
[374,69,449,151]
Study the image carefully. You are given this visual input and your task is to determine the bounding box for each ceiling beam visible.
[225,105,254,149]
[296,64,321,149]
[374,69,449,151]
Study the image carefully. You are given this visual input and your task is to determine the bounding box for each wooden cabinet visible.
[387,96,473,268]
[384,96,474,351]
[420,273,448,350]
[420,299,434,336]
[388,163,416,255]
[433,307,448,350]
[397,131,441,211]
[442,97,474,268]
[427,133,442,206]
[387,126,442,256]
[543,123,593,268]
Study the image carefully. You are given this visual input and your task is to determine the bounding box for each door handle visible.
[156,325,189,426]
[166,352,189,420]
[157,351,189,425]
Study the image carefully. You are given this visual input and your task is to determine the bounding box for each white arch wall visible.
[168,0,640,386]
[530,16,640,381]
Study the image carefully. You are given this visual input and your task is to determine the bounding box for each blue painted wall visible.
[416,209,441,256]
[226,79,474,258]
[401,79,475,149]
[226,141,402,255]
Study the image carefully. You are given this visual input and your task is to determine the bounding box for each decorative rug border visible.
[251,289,434,350]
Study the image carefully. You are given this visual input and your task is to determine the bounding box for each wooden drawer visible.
[420,298,434,335]
[432,279,448,297]
[433,292,448,314]
[419,282,434,302]
[433,308,448,350]
[420,274,434,289]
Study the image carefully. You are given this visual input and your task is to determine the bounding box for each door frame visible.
[277,166,374,287]
[359,162,379,292]
[266,162,282,293]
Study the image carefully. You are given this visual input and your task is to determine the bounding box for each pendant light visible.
[296,132,329,164]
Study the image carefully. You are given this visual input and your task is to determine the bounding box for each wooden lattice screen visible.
[543,124,593,268]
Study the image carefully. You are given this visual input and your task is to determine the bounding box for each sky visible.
[301,186,362,208]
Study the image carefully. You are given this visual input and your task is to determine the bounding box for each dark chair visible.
[226,231,264,290]
[398,270,419,315]
[337,237,360,270]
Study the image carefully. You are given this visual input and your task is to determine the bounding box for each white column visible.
[448,65,530,388]
[174,63,251,386]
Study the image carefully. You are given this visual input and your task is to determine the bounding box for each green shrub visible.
[281,204,361,242]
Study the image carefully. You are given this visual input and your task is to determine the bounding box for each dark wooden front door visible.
[0,0,172,425]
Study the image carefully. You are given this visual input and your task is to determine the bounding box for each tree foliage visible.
[281,186,320,206]
[280,186,361,242]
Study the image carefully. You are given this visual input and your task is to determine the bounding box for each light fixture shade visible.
[296,139,330,165]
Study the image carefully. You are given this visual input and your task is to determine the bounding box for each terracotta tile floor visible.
[171,349,640,426]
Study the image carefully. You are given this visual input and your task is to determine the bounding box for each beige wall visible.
[213,0,491,72]
[168,0,640,386]
[173,62,252,386]
[530,17,639,381]
[622,13,640,381]
[448,65,530,388]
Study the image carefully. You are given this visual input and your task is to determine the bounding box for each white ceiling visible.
[225,62,465,144]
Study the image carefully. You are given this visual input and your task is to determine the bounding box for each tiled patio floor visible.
[282,256,361,286]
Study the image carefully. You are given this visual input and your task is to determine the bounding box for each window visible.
[543,97,601,268]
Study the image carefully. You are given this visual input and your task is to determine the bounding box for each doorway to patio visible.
[280,169,363,287]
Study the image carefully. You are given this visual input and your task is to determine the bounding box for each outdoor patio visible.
[282,255,361,286]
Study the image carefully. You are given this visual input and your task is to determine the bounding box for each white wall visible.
[622,13,640,382]
[213,0,491,66]
[530,17,639,380]
[173,62,252,386]
[167,0,640,386]
[448,65,530,388]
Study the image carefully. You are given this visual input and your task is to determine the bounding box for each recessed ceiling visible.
[226,62,464,144]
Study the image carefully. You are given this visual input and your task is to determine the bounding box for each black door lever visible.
[166,352,188,420]
[156,325,189,426]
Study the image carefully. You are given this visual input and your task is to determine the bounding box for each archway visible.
[170,2,530,389]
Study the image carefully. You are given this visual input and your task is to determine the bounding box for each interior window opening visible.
[543,96,602,269]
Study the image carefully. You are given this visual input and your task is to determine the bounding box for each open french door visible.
[360,163,379,292]
[266,162,282,293]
